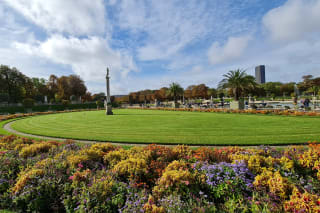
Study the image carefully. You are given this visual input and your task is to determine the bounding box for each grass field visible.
[9,109,320,145]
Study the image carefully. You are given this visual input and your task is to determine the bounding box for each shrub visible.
[19,142,57,158]
[113,158,147,180]
[61,100,70,106]
[22,98,35,108]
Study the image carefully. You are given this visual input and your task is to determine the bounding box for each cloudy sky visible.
[0,0,320,94]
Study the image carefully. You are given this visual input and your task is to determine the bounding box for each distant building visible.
[255,65,266,84]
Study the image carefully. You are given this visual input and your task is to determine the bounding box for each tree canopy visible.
[219,69,257,100]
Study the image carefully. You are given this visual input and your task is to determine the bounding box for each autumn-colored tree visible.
[153,90,162,101]
[129,92,139,103]
[159,87,168,101]
[82,92,93,102]
[55,75,87,101]
[47,75,59,101]
[184,90,191,99]
[192,84,208,99]
[57,76,70,100]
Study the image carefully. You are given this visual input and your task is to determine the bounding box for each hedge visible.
[0,103,97,114]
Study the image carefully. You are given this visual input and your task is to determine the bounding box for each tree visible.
[167,82,184,103]
[207,88,217,98]
[92,93,106,102]
[68,75,87,99]
[82,92,93,102]
[280,83,295,97]
[159,87,168,101]
[307,86,320,96]
[0,65,28,103]
[47,75,58,101]
[261,82,282,97]
[192,84,208,99]
[298,75,314,93]
[219,69,257,100]
[57,76,70,100]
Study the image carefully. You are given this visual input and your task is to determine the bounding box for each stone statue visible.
[105,68,113,115]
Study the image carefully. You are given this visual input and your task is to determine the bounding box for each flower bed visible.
[0,135,320,212]
[130,107,320,117]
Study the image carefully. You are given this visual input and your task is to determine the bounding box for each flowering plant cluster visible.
[130,107,320,117]
[0,135,320,212]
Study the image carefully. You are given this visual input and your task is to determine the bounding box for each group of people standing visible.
[293,97,310,108]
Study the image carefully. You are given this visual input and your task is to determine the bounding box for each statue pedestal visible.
[230,100,244,110]
[173,102,180,108]
[106,105,113,115]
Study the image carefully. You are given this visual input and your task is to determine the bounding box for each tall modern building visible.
[255,65,266,84]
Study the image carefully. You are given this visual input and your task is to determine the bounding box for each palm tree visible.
[168,82,184,104]
[219,69,257,100]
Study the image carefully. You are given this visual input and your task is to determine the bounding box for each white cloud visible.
[208,35,251,65]
[263,0,320,42]
[13,35,138,86]
[3,0,106,35]
[114,0,210,61]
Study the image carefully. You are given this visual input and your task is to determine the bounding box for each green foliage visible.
[0,65,28,103]
[168,82,184,102]
[22,98,35,108]
[96,100,103,108]
[61,100,70,106]
[0,103,97,114]
[219,69,257,100]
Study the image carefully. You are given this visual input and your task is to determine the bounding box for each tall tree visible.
[167,82,184,103]
[68,75,87,99]
[159,87,168,101]
[192,84,208,99]
[0,65,28,103]
[57,76,70,100]
[47,75,59,101]
[219,69,257,100]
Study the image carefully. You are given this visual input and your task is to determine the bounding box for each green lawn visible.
[9,109,320,145]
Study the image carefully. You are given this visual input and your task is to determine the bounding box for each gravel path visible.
[3,120,307,148]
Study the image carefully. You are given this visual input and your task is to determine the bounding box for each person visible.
[304,98,310,108]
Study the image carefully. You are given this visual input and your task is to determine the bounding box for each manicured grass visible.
[9,109,320,145]
[0,119,17,135]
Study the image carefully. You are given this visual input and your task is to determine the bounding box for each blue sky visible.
[0,0,320,94]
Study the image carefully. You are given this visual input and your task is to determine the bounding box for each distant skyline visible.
[0,0,320,94]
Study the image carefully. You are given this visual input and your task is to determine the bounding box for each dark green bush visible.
[0,103,98,114]
[22,98,35,108]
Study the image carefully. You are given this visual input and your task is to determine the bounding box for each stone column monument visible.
[105,68,113,115]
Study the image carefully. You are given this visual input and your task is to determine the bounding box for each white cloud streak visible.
[14,35,137,82]
[3,0,106,35]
